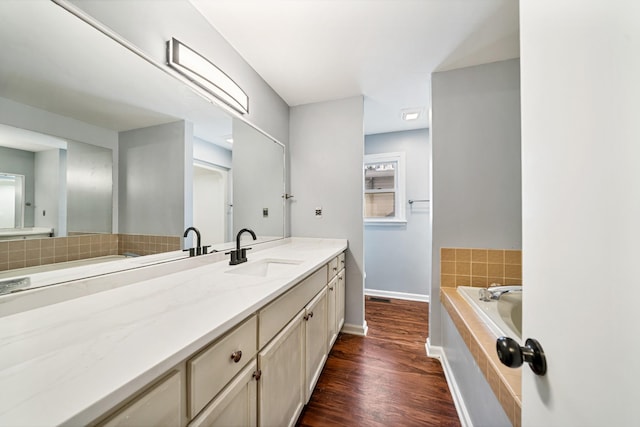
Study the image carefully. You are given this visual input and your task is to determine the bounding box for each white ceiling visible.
[190,0,520,135]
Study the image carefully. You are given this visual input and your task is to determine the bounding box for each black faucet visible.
[226,228,257,265]
[183,226,211,257]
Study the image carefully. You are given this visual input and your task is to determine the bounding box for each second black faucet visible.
[227,228,257,265]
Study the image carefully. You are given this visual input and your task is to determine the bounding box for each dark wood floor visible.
[296,297,461,427]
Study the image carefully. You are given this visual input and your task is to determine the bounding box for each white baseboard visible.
[365,288,429,303]
[341,320,368,336]
[425,339,473,427]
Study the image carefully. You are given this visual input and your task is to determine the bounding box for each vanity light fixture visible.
[401,109,421,121]
[167,38,249,114]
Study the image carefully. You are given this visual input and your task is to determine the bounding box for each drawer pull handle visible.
[333,267,337,271]
[341,260,345,264]
[230,350,242,363]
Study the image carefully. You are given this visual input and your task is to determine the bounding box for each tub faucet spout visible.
[480,285,522,301]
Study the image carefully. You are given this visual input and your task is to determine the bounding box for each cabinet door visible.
[305,287,328,403]
[327,276,338,348]
[101,371,182,427]
[336,269,345,331]
[189,360,257,427]
[258,310,305,427]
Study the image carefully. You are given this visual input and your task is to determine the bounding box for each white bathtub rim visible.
[457,286,522,343]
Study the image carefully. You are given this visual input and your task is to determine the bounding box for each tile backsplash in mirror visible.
[440,247,522,288]
[0,234,180,272]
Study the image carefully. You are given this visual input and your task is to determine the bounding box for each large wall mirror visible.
[0,1,285,281]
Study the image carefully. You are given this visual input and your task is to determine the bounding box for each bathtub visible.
[457,286,522,341]
[0,227,53,241]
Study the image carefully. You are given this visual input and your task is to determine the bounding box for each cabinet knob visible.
[253,370,262,381]
[230,350,242,363]
[304,311,314,321]
[329,286,334,291]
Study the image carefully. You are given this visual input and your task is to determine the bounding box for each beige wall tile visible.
[25,240,41,250]
[441,261,456,275]
[472,262,487,276]
[25,248,40,261]
[8,260,25,269]
[505,264,522,280]
[456,262,471,275]
[0,241,8,254]
[488,249,504,263]
[488,263,504,277]
[471,249,488,262]
[471,276,488,287]
[8,240,25,252]
[456,248,472,262]
[456,275,471,287]
[441,274,456,288]
[441,248,455,261]
[505,250,522,265]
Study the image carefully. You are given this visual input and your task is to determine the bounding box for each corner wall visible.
[289,96,366,333]
[430,59,522,345]
[118,121,192,237]
[364,129,431,298]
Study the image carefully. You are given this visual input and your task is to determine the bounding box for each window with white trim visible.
[364,152,406,224]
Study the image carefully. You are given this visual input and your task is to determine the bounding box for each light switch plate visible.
[315,207,322,218]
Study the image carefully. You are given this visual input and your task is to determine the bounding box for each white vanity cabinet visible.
[188,315,258,418]
[327,275,338,348]
[91,251,346,427]
[100,371,183,427]
[327,253,346,348]
[257,310,306,427]
[336,266,346,332]
[189,361,258,427]
[304,287,328,403]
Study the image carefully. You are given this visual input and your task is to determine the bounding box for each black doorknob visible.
[496,336,547,376]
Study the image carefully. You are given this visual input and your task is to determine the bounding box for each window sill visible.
[364,219,407,226]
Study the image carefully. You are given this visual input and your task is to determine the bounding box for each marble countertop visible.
[0,237,347,426]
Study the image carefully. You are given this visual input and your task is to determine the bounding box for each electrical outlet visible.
[315,207,322,218]
[263,208,268,218]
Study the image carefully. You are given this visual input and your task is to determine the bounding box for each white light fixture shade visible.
[167,38,249,114]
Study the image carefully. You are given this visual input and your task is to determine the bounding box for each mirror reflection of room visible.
[0,1,285,280]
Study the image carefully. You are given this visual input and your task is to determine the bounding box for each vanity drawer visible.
[188,315,257,419]
[259,265,327,349]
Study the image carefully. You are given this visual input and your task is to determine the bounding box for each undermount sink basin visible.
[225,258,303,277]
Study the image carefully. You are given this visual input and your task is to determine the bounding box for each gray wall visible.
[34,149,66,236]
[119,121,192,236]
[0,97,119,231]
[67,140,112,234]
[364,129,431,298]
[232,119,284,240]
[289,96,365,332]
[0,146,35,227]
[430,59,522,345]
[69,0,290,146]
[193,137,232,170]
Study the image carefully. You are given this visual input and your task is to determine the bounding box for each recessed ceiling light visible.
[401,109,421,121]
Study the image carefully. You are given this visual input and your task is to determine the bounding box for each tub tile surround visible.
[0,234,181,272]
[440,247,522,426]
[441,247,522,288]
